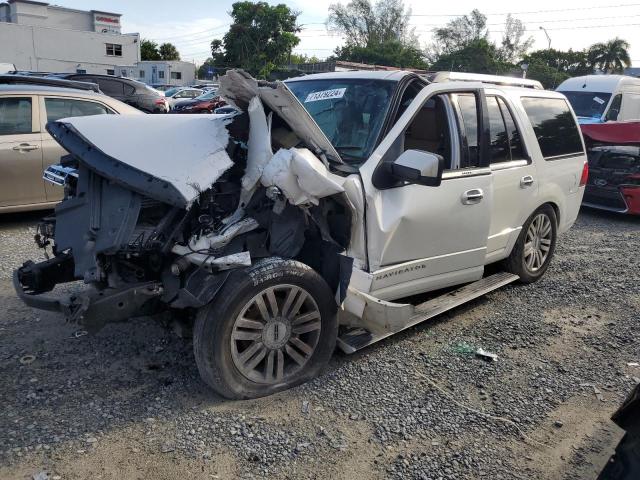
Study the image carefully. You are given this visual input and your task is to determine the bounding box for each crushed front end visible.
[15,72,360,333]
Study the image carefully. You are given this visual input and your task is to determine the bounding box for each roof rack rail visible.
[0,74,100,93]
[425,71,544,90]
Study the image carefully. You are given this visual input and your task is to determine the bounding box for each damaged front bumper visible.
[14,263,164,332]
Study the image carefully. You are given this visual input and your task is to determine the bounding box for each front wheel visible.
[193,259,337,399]
[504,205,558,284]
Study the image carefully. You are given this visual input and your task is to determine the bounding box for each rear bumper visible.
[583,185,640,215]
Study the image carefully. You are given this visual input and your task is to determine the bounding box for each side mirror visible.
[391,150,444,187]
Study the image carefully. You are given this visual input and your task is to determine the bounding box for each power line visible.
[408,2,640,17]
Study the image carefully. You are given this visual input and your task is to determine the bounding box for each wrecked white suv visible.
[14,70,588,399]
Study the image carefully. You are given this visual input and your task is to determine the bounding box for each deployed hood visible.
[47,114,233,208]
[218,70,343,164]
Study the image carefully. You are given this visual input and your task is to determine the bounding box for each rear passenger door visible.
[484,93,539,260]
[0,95,45,208]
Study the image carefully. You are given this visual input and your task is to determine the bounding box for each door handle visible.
[462,188,484,205]
[12,143,40,152]
[520,175,534,188]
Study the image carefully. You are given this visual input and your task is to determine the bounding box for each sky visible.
[58,0,640,66]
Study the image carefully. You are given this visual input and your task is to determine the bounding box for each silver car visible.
[0,84,141,213]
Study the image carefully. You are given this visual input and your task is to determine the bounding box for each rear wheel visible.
[504,205,557,283]
[193,259,337,399]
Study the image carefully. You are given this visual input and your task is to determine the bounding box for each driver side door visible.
[359,84,493,300]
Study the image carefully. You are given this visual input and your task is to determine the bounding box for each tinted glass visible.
[45,98,109,122]
[605,94,622,121]
[486,96,509,163]
[561,91,611,118]
[497,97,525,160]
[286,79,395,164]
[521,97,584,158]
[123,83,136,95]
[96,78,124,96]
[456,94,480,167]
[0,97,32,135]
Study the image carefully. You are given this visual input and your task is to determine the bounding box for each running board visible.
[337,271,518,353]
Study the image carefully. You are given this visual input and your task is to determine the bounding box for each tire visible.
[504,204,558,284]
[193,258,338,399]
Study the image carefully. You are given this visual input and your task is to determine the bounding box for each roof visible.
[285,70,412,82]
[428,71,543,89]
[0,83,103,95]
[556,75,640,92]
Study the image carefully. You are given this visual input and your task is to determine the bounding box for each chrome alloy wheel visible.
[524,213,552,272]
[230,285,322,384]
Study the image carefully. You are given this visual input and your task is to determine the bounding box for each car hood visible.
[218,70,342,164]
[47,114,234,208]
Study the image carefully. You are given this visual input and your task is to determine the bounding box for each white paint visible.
[260,148,345,206]
[242,96,273,192]
[58,114,233,205]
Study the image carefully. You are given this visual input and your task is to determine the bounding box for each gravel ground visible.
[0,208,638,480]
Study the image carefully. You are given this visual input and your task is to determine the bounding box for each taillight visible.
[579,161,589,187]
[154,99,166,105]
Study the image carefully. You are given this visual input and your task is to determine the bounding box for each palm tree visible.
[587,38,631,73]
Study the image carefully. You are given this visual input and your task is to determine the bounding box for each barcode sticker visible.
[304,88,346,103]
[593,96,605,105]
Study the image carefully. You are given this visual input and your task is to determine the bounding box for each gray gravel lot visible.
[0,208,638,480]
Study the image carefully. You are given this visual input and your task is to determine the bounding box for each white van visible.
[556,75,640,123]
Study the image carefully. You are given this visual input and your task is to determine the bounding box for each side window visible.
[605,94,622,121]
[97,79,124,96]
[0,97,32,135]
[123,83,136,95]
[403,94,452,169]
[486,96,509,163]
[44,98,110,122]
[455,94,480,168]
[521,97,584,159]
[497,97,525,160]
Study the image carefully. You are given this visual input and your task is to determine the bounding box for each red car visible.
[170,91,226,114]
[581,122,640,215]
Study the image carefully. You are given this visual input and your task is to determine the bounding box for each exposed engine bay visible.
[15,70,363,332]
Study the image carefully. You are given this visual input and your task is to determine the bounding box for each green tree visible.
[523,49,591,76]
[140,39,161,61]
[587,38,631,73]
[327,0,425,68]
[159,42,180,61]
[430,38,512,74]
[221,1,300,77]
[524,61,571,89]
[288,53,322,64]
[431,9,488,57]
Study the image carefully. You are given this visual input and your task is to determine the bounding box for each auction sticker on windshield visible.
[305,88,346,103]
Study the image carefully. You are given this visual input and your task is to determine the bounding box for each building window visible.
[76,69,86,74]
[120,69,127,77]
[170,71,182,80]
[158,70,165,79]
[139,70,145,78]
[106,43,122,57]
[106,69,114,75]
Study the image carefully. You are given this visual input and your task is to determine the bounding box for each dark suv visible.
[53,74,168,113]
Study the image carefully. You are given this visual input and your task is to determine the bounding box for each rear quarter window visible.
[521,97,584,159]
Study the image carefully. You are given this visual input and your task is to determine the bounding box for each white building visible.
[0,0,139,74]
[117,60,196,87]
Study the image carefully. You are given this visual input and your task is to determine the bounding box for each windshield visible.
[164,87,180,97]
[562,91,612,118]
[286,78,395,164]
[196,91,216,100]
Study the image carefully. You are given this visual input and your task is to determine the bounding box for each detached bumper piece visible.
[14,257,164,332]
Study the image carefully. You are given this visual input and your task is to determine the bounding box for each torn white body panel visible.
[242,96,273,192]
[56,114,233,205]
[186,217,260,252]
[260,148,345,206]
